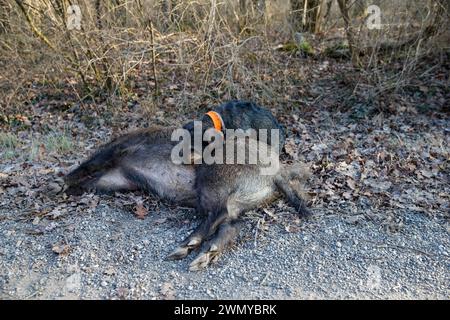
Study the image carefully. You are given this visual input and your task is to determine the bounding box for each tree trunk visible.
[161,0,179,25]
[351,0,368,19]
[252,0,265,17]
[290,0,325,33]
[290,0,303,31]
[337,0,361,67]
[238,0,249,31]
[239,0,248,15]
[314,0,329,33]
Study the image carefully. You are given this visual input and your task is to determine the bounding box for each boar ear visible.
[201,114,215,129]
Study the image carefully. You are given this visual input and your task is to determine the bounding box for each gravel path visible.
[0,201,448,300]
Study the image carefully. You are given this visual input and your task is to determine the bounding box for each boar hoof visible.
[187,238,201,247]
[189,247,220,271]
[166,246,190,260]
[189,253,211,271]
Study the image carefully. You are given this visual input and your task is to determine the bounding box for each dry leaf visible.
[38,143,46,160]
[285,225,300,233]
[160,282,175,300]
[347,178,356,190]
[284,138,298,159]
[154,217,167,224]
[52,244,70,255]
[419,169,433,178]
[135,202,148,219]
[343,191,352,199]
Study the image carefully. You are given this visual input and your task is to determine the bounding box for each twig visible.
[148,20,158,95]
[364,239,435,257]
[14,0,57,51]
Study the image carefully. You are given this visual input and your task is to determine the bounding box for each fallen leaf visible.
[347,178,356,190]
[38,144,46,160]
[285,225,300,233]
[104,267,116,276]
[343,191,352,199]
[154,217,167,224]
[160,282,175,300]
[52,244,71,255]
[284,138,298,159]
[419,169,433,178]
[135,202,148,219]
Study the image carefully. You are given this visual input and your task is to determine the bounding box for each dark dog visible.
[183,100,286,152]
[167,136,311,271]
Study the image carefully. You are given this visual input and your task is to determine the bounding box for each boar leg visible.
[166,208,229,260]
[65,170,134,195]
[189,221,242,271]
[167,197,243,260]
[275,175,311,217]
[94,168,137,193]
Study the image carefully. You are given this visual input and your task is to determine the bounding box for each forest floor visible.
[0,42,449,299]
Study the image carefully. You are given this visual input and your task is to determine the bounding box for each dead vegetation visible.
[0,1,448,115]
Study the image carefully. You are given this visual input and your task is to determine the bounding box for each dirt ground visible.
[0,200,448,299]
[1,105,449,299]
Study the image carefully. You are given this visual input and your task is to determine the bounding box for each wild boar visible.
[64,126,197,206]
[167,135,311,271]
[183,100,286,152]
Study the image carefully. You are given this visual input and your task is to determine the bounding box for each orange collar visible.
[205,111,225,132]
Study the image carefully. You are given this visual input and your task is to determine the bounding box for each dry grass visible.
[0,0,448,119]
